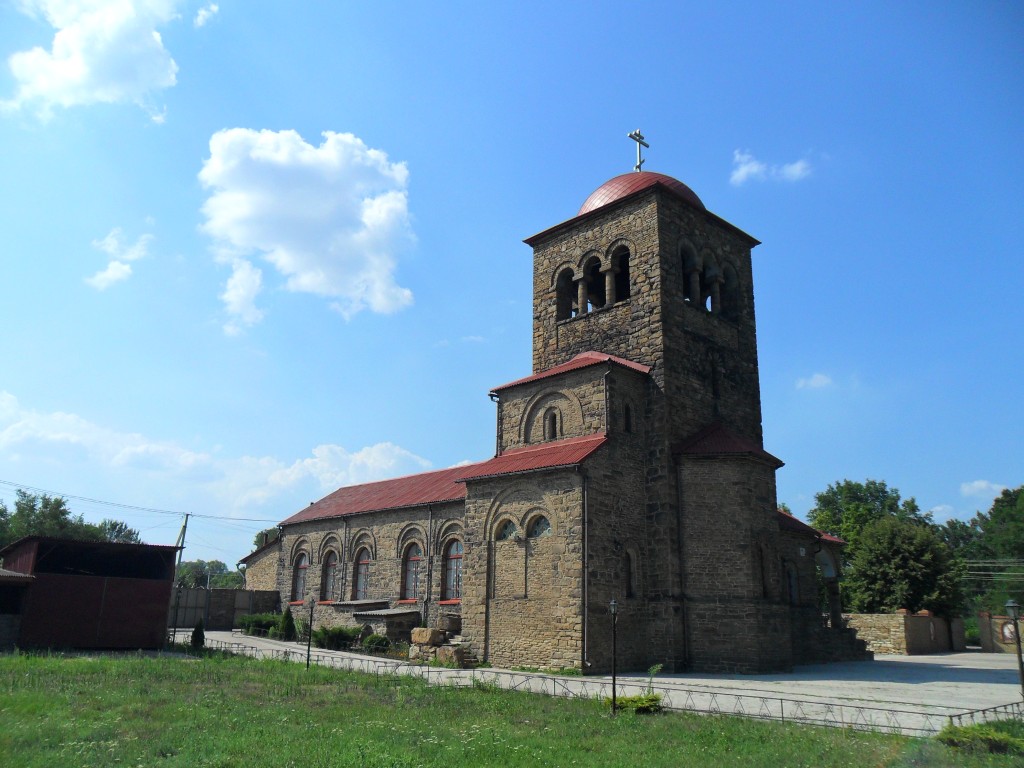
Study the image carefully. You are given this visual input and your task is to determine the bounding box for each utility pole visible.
[169,513,190,645]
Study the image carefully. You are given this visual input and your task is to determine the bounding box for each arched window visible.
[612,246,631,301]
[352,547,371,600]
[402,543,423,599]
[785,562,800,605]
[443,540,463,600]
[527,516,551,538]
[623,404,633,434]
[544,409,558,440]
[721,264,740,321]
[291,551,308,601]
[320,550,338,601]
[555,268,576,320]
[682,245,701,305]
[496,520,518,541]
[582,255,605,311]
[704,257,721,313]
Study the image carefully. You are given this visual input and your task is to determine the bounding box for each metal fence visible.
[188,634,1021,737]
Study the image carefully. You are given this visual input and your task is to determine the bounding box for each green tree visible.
[966,486,1024,612]
[277,606,297,641]
[807,479,931,563]
[175,559,244,589]
[252,528,280,549]
[94,519,143,544]
[0,491,141,551]
[845,517,965,616]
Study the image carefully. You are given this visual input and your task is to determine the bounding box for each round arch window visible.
[527,516,551,538]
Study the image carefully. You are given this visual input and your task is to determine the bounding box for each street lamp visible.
[609,599,618,714]
[306,588,317,670]
[1006,599,1024,700]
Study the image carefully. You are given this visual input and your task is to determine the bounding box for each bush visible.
[361,633,390,653]
[238,613,279,635]
[277,607,297,642]
[190,620,205,649]
[608,693,663,714]
[312,625,362,650]
[937,721,1024,754]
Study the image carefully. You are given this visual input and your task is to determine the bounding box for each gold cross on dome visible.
[628,129,649,172]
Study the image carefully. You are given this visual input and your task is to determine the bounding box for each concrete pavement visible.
[179,630,1023,735]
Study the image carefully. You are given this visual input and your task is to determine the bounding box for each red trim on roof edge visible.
[492,351,650,392]
[673,422,784,469]
[457,433,607,483]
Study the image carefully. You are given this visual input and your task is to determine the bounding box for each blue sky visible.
[0,1,1020,566]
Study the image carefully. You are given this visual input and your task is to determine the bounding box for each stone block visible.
[436,614,461,633]
[437,645,466,666]
[411,627,444,646]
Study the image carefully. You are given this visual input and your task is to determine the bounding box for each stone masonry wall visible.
[531,194,663,377]
[461,471,584,670]
[657,198,763,444]
[845,613,963,655]
[679,455,790,672]
[275,501,464,633]
[497,367,611,452]
[243,544,281,592]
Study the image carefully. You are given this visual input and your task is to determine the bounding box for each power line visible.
[0,479,281,523]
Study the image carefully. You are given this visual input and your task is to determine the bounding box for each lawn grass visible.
[1,651,1021,768]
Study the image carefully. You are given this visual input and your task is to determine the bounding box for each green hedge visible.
[937,720,1024,755]
[312,625,362,650]
[362,633,390,652]
[238,613,279,634]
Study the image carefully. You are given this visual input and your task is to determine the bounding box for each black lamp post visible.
[1006,599,1024,700]
[306,589,316,670]
[609,599,618,714]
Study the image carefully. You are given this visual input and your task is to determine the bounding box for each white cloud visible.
[2,0,180,121]
[730,149,813,186]
[199,129,415,332]
[0,390,432,511]
[960,480,1006,499]
[85,227,152,289]
[193,3,218,27]
[730,150,768,185]
[219,258,264,335]
[796,373,833,390]
[85,260,132,289]
[779,159,812,181]
[461,335,485,343]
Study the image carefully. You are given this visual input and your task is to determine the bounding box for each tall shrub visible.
[278,607,297,641]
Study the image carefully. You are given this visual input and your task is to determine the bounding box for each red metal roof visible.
[577,171,705,216]
[777,509,845,545]
[673,422,784,468]
[492,351,651,393]
[280,435,609,526]
[280,463,478,525]
[457,433,607,482]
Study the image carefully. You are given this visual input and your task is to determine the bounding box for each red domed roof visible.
[578,171,705,216]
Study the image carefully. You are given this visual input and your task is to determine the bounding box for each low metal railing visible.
[192,635,1019,737]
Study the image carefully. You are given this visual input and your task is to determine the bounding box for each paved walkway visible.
[177,631,1023,736]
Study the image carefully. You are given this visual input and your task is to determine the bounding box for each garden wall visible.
[844,612,965,655]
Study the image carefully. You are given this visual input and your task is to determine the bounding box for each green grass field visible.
[1,650,1021,768]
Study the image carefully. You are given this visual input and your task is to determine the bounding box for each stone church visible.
[242,163,866,673]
